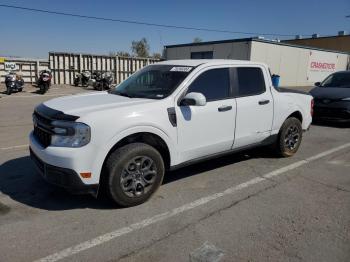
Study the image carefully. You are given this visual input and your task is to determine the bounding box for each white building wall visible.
[165,40,349,87]
[165,41,251,60]
[250,41,349,86]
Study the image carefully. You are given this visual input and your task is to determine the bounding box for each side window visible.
[236,67,266,97]
[187,68,230,101]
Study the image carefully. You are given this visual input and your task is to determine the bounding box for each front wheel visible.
[6,86,12,95]
[39,84,48,94]
[105,143,165,207]
[276,117,302,157]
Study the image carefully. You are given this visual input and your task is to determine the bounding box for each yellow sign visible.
[0,57,5,63]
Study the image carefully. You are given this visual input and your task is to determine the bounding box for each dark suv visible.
[310,71,350,123]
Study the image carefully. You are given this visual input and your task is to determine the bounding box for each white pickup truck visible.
[30,60,313,206]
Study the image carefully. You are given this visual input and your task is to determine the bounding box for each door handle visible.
[218,105,232,112]
[258,99,270,105]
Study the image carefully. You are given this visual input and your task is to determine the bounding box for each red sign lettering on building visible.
[310,61,336,70]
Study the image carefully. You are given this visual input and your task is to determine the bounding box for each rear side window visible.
[187,68,230,101]
[236,67,266,97]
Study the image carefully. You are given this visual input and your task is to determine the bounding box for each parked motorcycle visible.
[5,72,24,95]
[37,70,52,94]
[89,71,114,91]
[74,70,91,87]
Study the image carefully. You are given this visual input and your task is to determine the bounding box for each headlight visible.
[341,97,350,101]
[51,120,91,147]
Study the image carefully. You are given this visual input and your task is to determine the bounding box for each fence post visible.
[115,56,119,84]
[79,54,83,73]
[36,60,40,83]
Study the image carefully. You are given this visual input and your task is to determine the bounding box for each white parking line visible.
[0,144,28,150]
[34,142,350,262]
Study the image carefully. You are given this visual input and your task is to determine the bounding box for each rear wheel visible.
[74,80,79,87]
[96,83,103,91]
[276,117,302,157]
[105,143,164,207]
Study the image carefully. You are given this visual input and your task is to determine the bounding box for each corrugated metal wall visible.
[49,52,159,85]
[0,58,49,83]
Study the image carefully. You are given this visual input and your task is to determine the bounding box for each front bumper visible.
[29,132,99,194]
[313,106,350,123]
[30,148,97,194]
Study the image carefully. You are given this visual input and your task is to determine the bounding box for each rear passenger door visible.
[232,66,273,149]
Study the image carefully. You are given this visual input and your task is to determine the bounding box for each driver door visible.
[175,67,236,163]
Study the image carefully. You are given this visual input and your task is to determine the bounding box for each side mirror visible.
[180,92,207,106]
[314,82,321,87]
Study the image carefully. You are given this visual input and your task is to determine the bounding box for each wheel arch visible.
[96,127,175,187]
[103,132,171,170]
[286,111,303,124]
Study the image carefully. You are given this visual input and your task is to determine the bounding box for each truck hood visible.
[43,92,153,116]
[309,87,350,100]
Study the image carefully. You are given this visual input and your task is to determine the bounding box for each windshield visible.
[110,64,194,99]
[320,72,350,88]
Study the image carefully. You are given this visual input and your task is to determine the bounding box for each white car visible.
[29,60,313,206]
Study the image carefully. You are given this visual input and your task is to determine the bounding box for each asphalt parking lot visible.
[0,85,349,262]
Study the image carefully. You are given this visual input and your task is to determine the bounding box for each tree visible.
[152,53,162,60]
[193,37,202,43]
[108,51,131,57]
[131,38,150,57]
[116,51,131,57]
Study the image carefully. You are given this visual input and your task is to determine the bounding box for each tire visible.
[275,117,303,157]
[18,88,23,92]
[39,85,45,94]
[6,86,11,95]
[96,84,103,91]
[105,143,165,207]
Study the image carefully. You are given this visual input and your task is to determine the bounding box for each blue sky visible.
[0,0,349,58]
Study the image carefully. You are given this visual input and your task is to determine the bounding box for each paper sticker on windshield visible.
[170,66,193,72]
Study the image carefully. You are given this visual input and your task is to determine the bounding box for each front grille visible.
[32,104,79,148]
[33,111,52,148]
[34,126,52,148]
